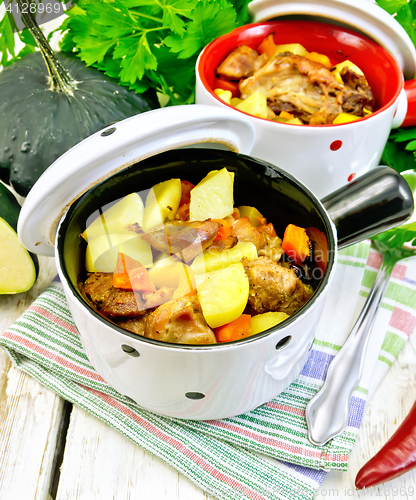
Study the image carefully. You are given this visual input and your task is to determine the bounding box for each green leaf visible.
[80,1,138,38]
[375,0,408,16]
[0,12,17,66]
[405,139,416,151]
[165,0,237,58]
[389,127,416,143]
[75,36,116,65]
[381,138,416,172]
[373,221,416,248]
[116,35,158,83]
[232,0,251,25]
[18,27,37,47]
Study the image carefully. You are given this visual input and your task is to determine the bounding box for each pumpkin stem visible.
[16,0,77,94]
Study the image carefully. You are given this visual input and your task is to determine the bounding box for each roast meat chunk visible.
[144,295,217,344]
[141,220,221,262]
[243,256,313,315]
[216,45,268,80]
[101,288,145,318]
[83,272,113,306]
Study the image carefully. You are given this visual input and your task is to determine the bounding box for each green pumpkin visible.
[0,51,159,197]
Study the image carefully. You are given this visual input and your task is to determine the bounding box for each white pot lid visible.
[248,0,416,79]
[18,104,256,257]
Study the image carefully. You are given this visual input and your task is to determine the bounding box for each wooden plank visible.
[55,405,209,500]
[0,256,69,500]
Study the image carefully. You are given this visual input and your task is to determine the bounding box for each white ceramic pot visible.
[18,105,413,420]
[195,0,416,198]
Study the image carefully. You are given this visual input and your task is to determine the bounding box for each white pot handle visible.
[391,88,408,129]
[18,105,256,256]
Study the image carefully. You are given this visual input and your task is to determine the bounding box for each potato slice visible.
[274,43,308,57]
[143,178,182,231]
[197,262,249,328]
[189,168,234,221]
[236,90,268,119]
[86,233,153,272]
[332,113,361,124]
[191,241,257,275]
[250,312,289,336]
[214,88,232,104]
[82,193,144,241]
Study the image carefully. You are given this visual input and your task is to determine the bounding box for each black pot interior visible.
[58,148,336,347]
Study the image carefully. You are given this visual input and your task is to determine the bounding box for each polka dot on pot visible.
[330,140,343,151]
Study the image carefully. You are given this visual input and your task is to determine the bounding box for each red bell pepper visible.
[213,77,240,98]
[355,399,416,489]
[211,218,232,241]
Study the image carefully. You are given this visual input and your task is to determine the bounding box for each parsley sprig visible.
[55,0,250,104]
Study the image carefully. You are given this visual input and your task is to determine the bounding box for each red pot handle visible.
[402,79,416,127]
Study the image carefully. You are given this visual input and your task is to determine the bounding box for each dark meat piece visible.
[238,54,374,125]
[141,220,221,262]
[83,272,113,305]
[340,67,374,116]
[101,288,145,318]
[216,45,268,80]
[144,295,217,344]
[243,256,313,315]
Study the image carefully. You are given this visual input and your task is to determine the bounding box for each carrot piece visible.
[279,111,295,121]
[211,218,232,240]
[113,253,156,292]
[306,227,328,273]
[258,34,276,58]
[306,52,332,68]
[214,314,252,343]
[282,224,310,263]
[213,78,240,98]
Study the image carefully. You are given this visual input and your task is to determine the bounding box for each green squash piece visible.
[0,182,39,294]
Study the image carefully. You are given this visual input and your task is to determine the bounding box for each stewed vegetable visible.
[78,168,327,344]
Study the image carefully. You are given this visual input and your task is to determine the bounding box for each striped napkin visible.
[2,240,416,500]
